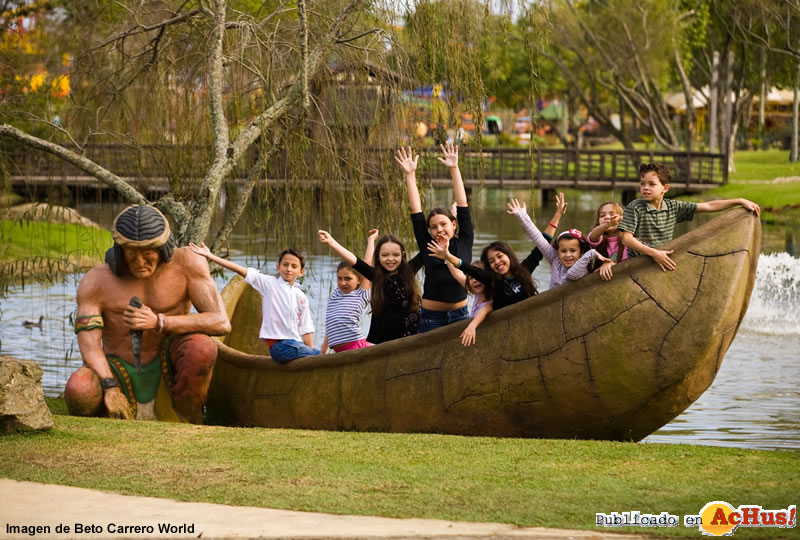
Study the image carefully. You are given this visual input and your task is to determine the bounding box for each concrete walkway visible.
[0,479,649,539]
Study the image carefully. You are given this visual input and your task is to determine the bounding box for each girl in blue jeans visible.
[395,143,473,333]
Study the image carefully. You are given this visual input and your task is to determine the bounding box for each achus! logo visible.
[685,501,796,536]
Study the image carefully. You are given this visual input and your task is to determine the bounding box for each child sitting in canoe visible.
[396,143,473,333]
[587,201,628,280]
[426,193,570,309]
[318,229,421,344]
[444,261,493,347]
[618,162,760,271]
[507,199,612,287]
[319,230,379,354]
[188,243,319,363]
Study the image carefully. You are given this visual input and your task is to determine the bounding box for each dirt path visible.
[0,479,649,539]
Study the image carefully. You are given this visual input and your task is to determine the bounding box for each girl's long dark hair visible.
[480,241,537,299]
[370,234,421,316]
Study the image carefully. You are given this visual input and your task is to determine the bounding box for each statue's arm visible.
[76,272,115,379]
[165,250,231,336]
[76,271,133,419]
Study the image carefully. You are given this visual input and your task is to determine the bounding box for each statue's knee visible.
[193,334,218,362]
[64,367,103,417]
[176,334,218,366]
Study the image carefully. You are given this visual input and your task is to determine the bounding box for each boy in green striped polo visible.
[619,162,760,272]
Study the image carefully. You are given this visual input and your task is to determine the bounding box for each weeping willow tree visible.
[1,0,536,271]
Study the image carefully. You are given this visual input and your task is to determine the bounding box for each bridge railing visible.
[3,143,727,190]
[413,147,727,188]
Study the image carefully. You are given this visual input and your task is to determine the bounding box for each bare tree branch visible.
[211,125,289,252]
[674,47,697,151]
[0,124,148,205]
[184,0,366,243]
[82,8,204,58]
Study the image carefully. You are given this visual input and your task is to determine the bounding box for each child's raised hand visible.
[318,230,335,245]
[607,214,621,228]
[426,237,450,260]
[437,141,459,169]
[506,198,526,215]
[367,228,379,243]
[555,192,568,215]
[188,242,211,258]
[394,146,419,175]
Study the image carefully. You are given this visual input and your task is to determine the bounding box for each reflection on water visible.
[1,192,799,450]
[644,252,800,450]
[644,332,800,451]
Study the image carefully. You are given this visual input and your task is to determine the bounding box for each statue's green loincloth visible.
[106,354,162,403]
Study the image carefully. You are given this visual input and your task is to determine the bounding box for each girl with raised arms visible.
[318,229,420,344]
[507,198,612,287]
[395,143,472,333]
[427,194,568,312]
[319,229,379,354]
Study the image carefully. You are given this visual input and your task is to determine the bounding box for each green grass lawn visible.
[729,149,800,183]
[682,181,800,209]
[0,219,111,262]
[0,400,796,539]
[0,219,111,287]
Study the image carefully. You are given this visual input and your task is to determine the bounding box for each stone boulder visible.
[0,356,53,433]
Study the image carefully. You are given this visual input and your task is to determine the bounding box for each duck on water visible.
[23,316,44,329]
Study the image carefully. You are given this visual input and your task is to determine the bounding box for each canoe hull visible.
[207,209,760,441]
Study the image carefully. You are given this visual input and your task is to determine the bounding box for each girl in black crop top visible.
[426,193,571,311]
[395,143,473,333]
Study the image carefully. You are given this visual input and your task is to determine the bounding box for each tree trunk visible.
[792,63,799,163]
[674,48,696,152]
[728,109,739,174]
[758,47,767,146]
[720,51,733,165]
[710,51,719,153]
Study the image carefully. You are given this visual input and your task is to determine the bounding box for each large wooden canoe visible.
[207,209,760,441]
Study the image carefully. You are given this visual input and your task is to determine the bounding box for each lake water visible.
[1,190,798,450]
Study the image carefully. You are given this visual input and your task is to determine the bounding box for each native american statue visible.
[65,205,231,423]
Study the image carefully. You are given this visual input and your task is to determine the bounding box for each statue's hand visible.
[104,387,133,420]
[123,303,158,331]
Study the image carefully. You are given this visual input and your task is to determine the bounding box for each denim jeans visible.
[418,305,469,333]
[269,339,321,364]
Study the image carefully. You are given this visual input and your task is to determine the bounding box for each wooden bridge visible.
[4,144,727,196]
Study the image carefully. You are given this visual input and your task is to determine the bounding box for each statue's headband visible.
[111,205,171,249]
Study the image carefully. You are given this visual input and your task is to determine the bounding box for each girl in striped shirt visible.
[319,229,421,346]
[320,261,373,353]
[319,230,378,353]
